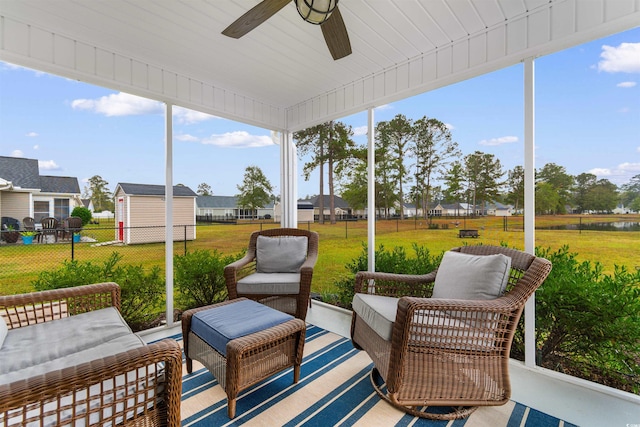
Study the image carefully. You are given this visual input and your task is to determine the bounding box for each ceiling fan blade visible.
[222,0,291,39]
[321,7,352,60]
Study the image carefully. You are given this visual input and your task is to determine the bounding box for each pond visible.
[538,221,640,231]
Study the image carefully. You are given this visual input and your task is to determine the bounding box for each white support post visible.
[280,132,298,228]
[165,103,174,328]
[367,108,375,273]
[524,58,536,367]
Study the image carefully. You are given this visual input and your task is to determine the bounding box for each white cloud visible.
[588,167,611,176]
[38,160,60,170]
[72,92,162,116]
[26,131,38,137]
[173,107,217,124]
[616,81,637,88]
[617,162,640,173]
[71,92,217,124]
[637,146,640,153]
[11,150,24,157]
[479,136,518,146]
[175,133,199,142]
[444,123,455,130]
[202,131,273,148]
[33,145,39,150]
[353,126,368,136]
[597,42,640,73]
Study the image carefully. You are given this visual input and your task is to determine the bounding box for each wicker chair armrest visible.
[397,295,517,316]
[0,339,182,427]
[0,283,121,329]
[354,271,437,296]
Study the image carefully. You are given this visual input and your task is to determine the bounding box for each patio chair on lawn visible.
[350,245,552,420]
[38,217,59,243]
[22,217,36,232]
[62,216,83,240]
[224,228,319,320]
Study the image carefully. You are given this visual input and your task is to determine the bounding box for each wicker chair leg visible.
[228,398,237,419]
[369,368,478,420]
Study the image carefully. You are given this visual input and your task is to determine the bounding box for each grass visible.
[1,214,638,296]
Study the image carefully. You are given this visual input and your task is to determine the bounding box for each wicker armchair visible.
[224,228,319,320]
[0,283,182,427]
[350,245,552,420]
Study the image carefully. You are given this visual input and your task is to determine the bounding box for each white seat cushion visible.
[237,272,301,295]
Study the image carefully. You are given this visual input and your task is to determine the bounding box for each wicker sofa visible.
[0,282,182,427]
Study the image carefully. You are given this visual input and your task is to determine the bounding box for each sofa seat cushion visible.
[237,272,301,295]
[0,307,145,384]
[191,299,293,356]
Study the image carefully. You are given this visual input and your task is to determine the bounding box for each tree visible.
[620,174,640,209]
[412,116,460,220]
[87,175,113,212]
[464,151,505,214]
[442,161,465,206]
[505,166,525,212]
[573,173,597,213]
[295,121,356,224]
[587,179,618,213]
[236,166,273,219]
[536,163,574,214]
[535,182,559,214]
[197,182,212,196]
[376,115,413,219]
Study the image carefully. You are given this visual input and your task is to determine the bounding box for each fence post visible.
[71,235,75,260]
[345,219,348,239]
[184,225,187,254]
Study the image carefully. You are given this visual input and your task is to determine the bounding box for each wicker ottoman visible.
[182,298,306,418]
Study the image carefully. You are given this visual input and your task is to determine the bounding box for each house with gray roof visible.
[0,156,82,228]
[196,195,275,221]
[114,183,197,244]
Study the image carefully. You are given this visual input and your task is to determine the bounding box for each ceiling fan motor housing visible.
[296,0,338,25]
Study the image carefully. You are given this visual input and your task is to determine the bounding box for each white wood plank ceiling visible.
[1,0,638,132]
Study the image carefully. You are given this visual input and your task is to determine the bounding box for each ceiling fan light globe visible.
[295,0,338,25]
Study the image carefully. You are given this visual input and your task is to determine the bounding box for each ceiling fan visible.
[222,0,352,60]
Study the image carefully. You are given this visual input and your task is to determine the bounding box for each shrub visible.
[528,245,640,392]
[32,252,165,330]
[333,243,442,308]
[70,206,92,225]
[174,249,243,310]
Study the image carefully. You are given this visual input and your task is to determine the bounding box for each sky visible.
[1,28,639,200]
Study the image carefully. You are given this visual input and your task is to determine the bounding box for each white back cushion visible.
[256,235,308,273]
[433,251,511,300]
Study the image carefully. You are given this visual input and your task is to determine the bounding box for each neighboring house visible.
[0,156,82,227]
[486,201,514,217]
[196,195,275,220]
[305,195,352,220]
[81,198,95,212]
[273,200,314,223]
[114,183,197,244]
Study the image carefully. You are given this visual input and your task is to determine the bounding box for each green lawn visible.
[1,214,639,296]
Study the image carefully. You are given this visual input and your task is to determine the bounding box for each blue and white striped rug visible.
[172,325,576,426]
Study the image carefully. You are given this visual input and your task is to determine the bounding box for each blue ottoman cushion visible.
[191,299,294,356]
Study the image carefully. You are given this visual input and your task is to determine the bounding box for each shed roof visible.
[117,183,197,197]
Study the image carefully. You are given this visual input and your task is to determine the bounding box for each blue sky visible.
[1,28,638,200]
